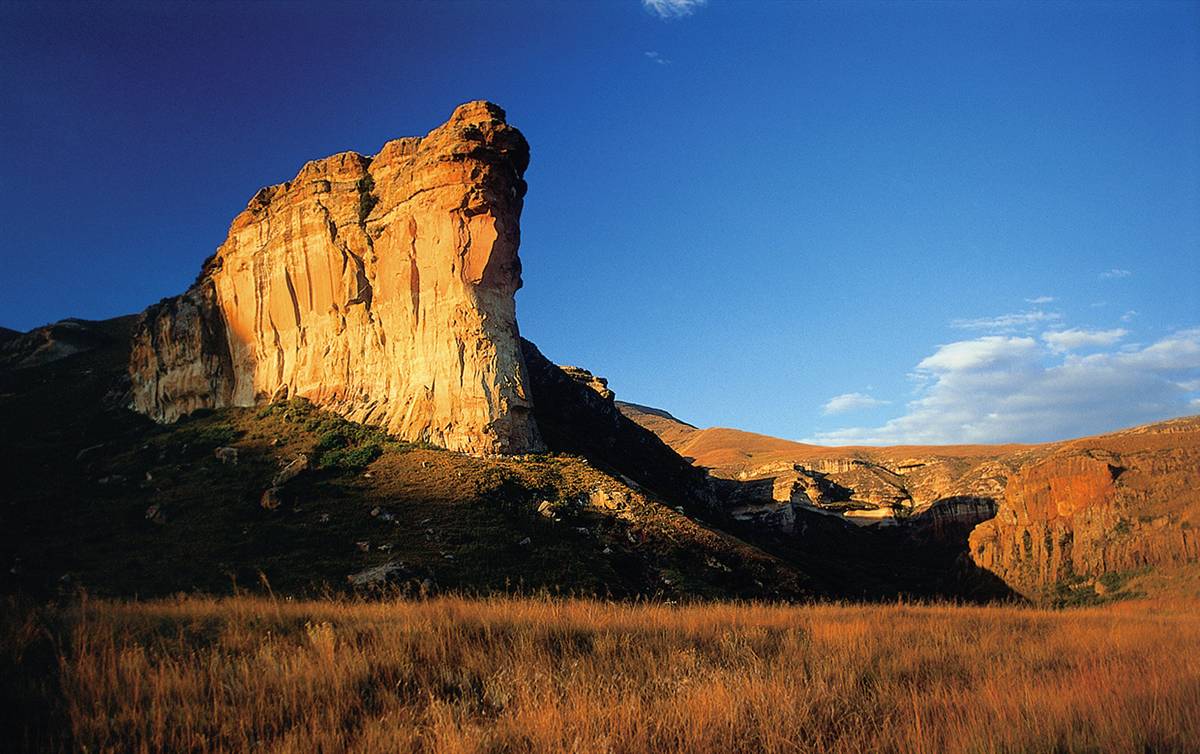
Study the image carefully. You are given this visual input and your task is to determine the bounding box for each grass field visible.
[4,594,1198,753]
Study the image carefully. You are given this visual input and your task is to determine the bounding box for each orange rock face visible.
[129,101,543,454]
[969,420,1200,594]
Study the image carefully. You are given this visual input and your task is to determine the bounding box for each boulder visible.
[259,487,282,510]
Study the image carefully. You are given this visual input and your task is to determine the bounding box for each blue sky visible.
[1,0,1197,444]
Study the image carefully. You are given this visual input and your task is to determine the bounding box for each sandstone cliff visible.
[969,417,1200,595]
[129,102,542,454]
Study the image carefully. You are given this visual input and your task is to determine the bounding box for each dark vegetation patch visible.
[0,322,811,603]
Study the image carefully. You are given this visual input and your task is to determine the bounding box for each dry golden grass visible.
[6,595,1200,753]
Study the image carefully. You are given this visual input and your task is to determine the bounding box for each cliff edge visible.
[129,102,543,454]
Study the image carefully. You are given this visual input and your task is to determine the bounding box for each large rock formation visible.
[129,102,543,454]
[969,419,1200,595]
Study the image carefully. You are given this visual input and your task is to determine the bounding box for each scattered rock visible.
[214,446,239,465]
[318,512,331,523]
[575,527,591,537]
[518,537,531,546]
[260,487,282,510]
[588,488,629,511]
[273,455,308,487]
[355,541,370,552]
[704,556,732,572]
[347,560,406,587]
[144,504,167,525]
[75,443,104,462]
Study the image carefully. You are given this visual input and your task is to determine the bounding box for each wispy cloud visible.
[1025,295,1055,304]
[822,392,890,415]
[810,328,1200,445]
[1100,268,1131,279]
[644,51,670,65]
[1121,310,1138,323]
[643,0,707,19]
[951,309,1061,332]
[1042,327,1128,353]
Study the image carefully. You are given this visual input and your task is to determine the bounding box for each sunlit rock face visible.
[969,419,1200,594]
[130,101,544,454]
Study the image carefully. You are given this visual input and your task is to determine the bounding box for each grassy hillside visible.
[4,593,1198,753]
[0,319,810,601]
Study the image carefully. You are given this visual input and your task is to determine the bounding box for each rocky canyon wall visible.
[129,101,543,454]
[968,418,1200,595]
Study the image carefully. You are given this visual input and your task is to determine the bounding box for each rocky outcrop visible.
[969,422,1200,595]
[521,339,715,512]
[129,101,542,454]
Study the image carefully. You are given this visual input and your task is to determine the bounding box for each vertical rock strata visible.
[968,425,1200,594]
[129,101,543,454]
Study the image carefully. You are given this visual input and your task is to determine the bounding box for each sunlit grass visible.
[6,594,1199,753]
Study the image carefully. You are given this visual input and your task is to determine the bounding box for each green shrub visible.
[319,443,382,470]
[176,422,240,450]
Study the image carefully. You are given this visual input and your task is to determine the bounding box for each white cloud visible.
[643,0,707,19]
[1025,295,1055,304]
[951,309,1061,332]
[1121,310,1138,323]
[810,328,1200,445]
[1042,328,1127,353]
[822,392,890,415]
[1100,268,1131,279]
[644,51,669,65]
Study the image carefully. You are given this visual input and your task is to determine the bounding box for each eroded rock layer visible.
[969,419,1200,594]
[130,102,543,454]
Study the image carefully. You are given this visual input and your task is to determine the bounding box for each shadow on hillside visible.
[0,320,1019,604]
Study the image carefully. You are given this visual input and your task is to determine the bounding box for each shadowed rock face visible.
[129,101,543,454]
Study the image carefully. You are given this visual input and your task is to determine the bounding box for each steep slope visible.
[614,401,701,451]
[129,101,542,454]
